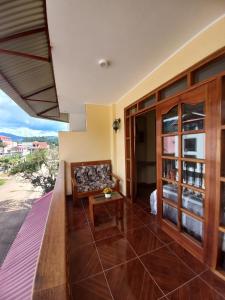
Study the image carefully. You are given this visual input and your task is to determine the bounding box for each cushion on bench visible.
[77,179,116,193]
[74,164,111,183]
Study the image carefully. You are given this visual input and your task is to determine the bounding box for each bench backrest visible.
[71,160,112,183]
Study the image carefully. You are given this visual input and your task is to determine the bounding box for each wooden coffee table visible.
[89,192,124,226]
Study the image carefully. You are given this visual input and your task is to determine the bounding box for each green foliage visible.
[2,149,59,194]
[0,178,6,186]
[23,136,58,146]
[0,154,21,173]
[10,150,47,175]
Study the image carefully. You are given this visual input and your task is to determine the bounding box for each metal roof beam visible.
[0,48,50,62]
[26,98,57,103]
[23,85,55,98]
[0,27,46,43]
[37,104,58,116]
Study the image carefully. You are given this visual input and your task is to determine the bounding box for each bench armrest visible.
[71,177,78,187]
[111,173,120,181]
[110,173,120,192]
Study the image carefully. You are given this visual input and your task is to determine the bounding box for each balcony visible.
[2,160,225,300]
[1,1,225,299]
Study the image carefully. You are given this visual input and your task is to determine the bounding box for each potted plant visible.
[103,187,112,198]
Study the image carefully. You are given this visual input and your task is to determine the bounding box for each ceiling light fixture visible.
[98,59,110,68]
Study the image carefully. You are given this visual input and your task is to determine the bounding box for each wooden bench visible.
[71,160,120,202]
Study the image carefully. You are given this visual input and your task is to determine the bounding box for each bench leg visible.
[89,203,95,226]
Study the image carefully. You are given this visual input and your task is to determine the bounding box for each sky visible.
[0,90,68,137]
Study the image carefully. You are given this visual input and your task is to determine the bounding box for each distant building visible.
[32,141,49,150]
[0,137,49,156]
[0,135,12,146]
[0,136,17,155]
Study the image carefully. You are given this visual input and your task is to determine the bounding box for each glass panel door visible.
[160,96,206,245]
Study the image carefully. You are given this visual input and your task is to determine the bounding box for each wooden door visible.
[156,81,218,263]
[125,108,137,202]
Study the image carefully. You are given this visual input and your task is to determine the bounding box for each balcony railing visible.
[33,160,68,299]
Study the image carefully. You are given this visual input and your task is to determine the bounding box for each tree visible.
[0,140,6,154]
[10,149,59,193]
[0,154,21,173]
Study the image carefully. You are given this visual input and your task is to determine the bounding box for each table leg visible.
[120,199,124,219]
[116,199,124,219]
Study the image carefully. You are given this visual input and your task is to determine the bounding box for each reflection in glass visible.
[182,161,205,189]
[162,106,178,133]
[182,133,205,159]
[163,136,178,157]
[139,95,156,109]
[163,203,178,225]
[162,182,178,203]
[182,187,204,217]
[181,213,203,242]
[163,159,178,181]
[218,232,225,271]
[220,183,225,226]
[182,102,205,131]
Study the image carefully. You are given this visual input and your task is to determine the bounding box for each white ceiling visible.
[47,0,225,114]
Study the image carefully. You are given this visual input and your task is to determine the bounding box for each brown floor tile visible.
[124,203,143,215]
[96,234,136,269]
[91,223,121,241]
[135,199,150,210]
[117,213,144,233]
[126,226,164,256]
[70,243,102,283]
[71,273,112,300]
[70,225,93,248]
[69,211,88,230]
[140,246,195,294]
[134,209,158,225]
[148,224,174,244]
[81,197,89,208]
[73,199,85,212]
[168,242,208,274]
[165,277,224,300]
[87,205,112,224]
[200,270,225,297]
[106,258,163,300]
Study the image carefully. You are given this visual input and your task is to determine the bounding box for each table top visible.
[89,191,123,205]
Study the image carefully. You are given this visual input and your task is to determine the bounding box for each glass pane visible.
[182,161,205,189]
[139,94,156,109]
[163,159,178,181]
[162,106,178,133]
[220,183,225,226]
[126,105,137,116]
[163,203,178,225]
[160,77,187,100]
[182,102,205,131]
[218,232,225,271]
[193,55,225,84]
[182,187,204,217]
[163,136,178,157]
[182,133,205,159]
[162,181,178,203]
[181,213,203,242]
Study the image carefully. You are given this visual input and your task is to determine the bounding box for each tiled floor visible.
[67,197,225,300]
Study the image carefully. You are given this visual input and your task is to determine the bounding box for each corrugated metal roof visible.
[0,0,68,122]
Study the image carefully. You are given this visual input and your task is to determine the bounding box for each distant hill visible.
[0,132,58,144]
[0,132,24,142]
